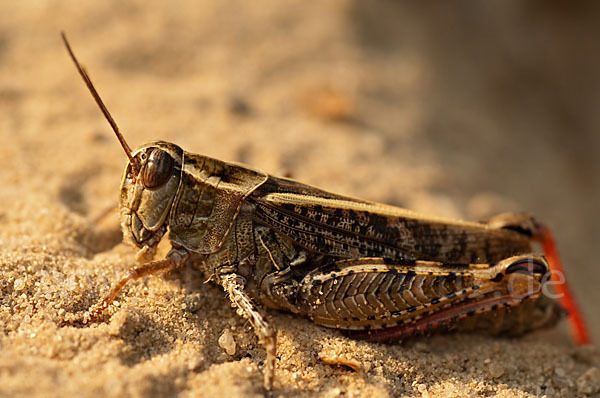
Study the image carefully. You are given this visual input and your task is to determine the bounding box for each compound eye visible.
[142,149,174,189]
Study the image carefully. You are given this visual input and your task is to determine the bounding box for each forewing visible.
[249,177,531,263]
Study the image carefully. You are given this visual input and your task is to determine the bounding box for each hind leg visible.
[486,213,590,345]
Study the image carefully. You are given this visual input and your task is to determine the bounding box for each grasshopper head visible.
[119,141,183,255]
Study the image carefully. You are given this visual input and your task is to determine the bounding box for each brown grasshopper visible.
[61,34,590,389]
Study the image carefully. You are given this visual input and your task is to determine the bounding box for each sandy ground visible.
[1,1,599,397]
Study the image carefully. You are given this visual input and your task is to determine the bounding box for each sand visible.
[1,1,599,397]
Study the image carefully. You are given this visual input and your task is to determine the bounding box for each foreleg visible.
[66,248,189,325]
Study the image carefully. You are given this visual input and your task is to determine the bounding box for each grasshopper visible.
[61,34,590,389]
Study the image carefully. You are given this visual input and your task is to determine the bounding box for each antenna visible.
[61,32,137,166]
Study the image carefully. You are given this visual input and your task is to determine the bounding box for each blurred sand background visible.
[0,1,599,397]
